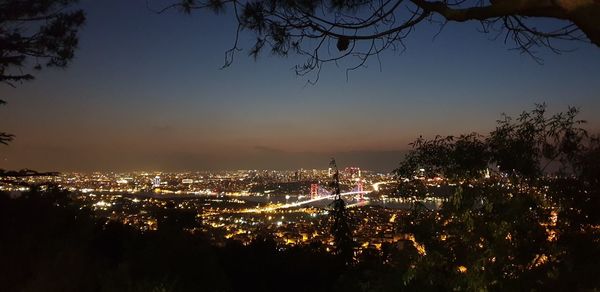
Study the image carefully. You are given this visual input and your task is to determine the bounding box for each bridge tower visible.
[357,181,364,199]
[310,183,319,199]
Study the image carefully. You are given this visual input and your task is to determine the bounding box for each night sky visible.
[1,0,599,172]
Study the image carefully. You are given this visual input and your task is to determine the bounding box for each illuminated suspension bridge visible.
[245,182,370,213]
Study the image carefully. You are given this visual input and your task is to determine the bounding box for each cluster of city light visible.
[0,169,447,256]
[244,190,371,213]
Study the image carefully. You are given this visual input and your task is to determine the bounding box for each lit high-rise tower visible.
[152,176,161,188]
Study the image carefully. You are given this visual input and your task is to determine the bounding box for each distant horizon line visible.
[1,168,394,174]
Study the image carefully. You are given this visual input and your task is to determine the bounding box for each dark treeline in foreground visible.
[0,187,413,292]
[1,105,599,292]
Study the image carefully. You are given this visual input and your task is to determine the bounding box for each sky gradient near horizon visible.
[1,0,599,172]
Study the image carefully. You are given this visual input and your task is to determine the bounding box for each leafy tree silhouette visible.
[394,104,600,291]
[0,186,349,292]
[328,158,355,265]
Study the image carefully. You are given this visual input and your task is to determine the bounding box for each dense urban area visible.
[1,168,444,254]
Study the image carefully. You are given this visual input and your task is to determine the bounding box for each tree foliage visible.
[396,132,489,180]
[1,0,85,146]
[157,0,599,80]
[0,187,349,292]
[394,104,600,290]
[0,0,85,86]
[0,100,13,145]
[396,104,590,180]
[329,158,355,265]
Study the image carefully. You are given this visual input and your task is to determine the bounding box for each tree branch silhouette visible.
[152,0,598,80]
[0,0,86,86]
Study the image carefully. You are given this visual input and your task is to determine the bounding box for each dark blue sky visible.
[1,0,599,172]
